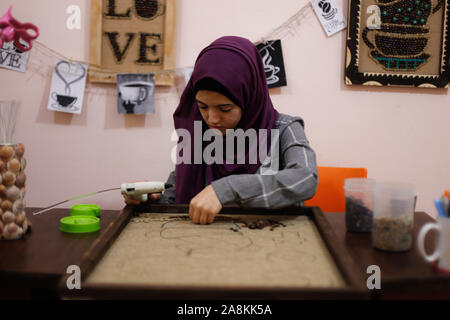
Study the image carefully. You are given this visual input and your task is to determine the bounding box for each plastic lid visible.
[375,181,416,198]
[60,216,100,233]
[70,204,101,217]
[344,178,376,191]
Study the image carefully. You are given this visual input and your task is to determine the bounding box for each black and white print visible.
[311,0,347,36]
[47,59,87,114]
[256,40,287,89]
[0,40,30,72]
[117,73,155,115]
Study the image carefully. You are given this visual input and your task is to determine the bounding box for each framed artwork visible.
[345,0,450,88]
[58,205,367,299]
[89,0,176,86]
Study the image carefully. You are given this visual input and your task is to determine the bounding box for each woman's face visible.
[195,90,243,135]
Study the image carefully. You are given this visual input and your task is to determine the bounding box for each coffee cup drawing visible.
[261,48,281,85]
[118,81,150,105]
[51,92,77,108]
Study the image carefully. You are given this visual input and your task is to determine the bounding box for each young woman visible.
[124,36,318,224]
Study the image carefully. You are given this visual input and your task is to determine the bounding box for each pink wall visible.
[0,0,449,217]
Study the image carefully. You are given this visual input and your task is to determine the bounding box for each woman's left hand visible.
[189,185,223,224]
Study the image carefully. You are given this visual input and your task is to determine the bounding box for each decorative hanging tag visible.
[117,73,155,115]
[310,0,347,36]
[47,59,88,114]
[256,40,287,88]
[0,40,30,72]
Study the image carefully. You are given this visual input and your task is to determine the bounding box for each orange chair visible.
[305,166,367,213]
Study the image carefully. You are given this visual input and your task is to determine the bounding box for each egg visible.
[0,160,5,172]
[2,211,15,224]
[15,212,25,226]
[6,185,20,202]
[15,172,26,188]
[2,171,15,186]
[20,157,26,170]
[8,159,20,172]
[0,219,3,233]
[6,222,17,234]
[12,199,24,213]
[22,220,28,234]
[0,146,14,160]
[0,185,6,197]
[3,223,23,240]
[1,200,12,211]
[14,144,24,157]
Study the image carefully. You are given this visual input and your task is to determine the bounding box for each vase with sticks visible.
[0,100,30,240]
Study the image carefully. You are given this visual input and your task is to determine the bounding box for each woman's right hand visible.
[123,193,161,205]
[123,193,162,205]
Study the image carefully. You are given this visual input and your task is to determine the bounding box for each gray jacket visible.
[159,113,318,208]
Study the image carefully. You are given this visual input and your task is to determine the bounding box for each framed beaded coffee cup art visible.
[89,0,176,86]
[345,0,450,88]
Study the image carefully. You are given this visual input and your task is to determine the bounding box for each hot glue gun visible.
[121,181,173,202]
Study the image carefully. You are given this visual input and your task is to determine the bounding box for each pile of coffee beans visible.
[345,196,373,232]
[246,219,286,231]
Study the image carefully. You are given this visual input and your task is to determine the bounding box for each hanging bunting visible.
[117,73,155,114]
[47,59,88,115]
[256,40,287,88]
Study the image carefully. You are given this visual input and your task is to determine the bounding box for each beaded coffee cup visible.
[377,0,435,26]
[363,27,429,56]
[363,0,444,71]
[0,143,29,240]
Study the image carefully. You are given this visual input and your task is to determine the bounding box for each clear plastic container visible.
[372,182,416,252]
[344,178,375,232]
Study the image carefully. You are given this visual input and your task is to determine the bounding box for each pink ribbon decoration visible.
[0,6,39,52]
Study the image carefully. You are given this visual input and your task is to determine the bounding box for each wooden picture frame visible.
[58,205,368,299]
[89,0,176,86]
[345,0,450,88]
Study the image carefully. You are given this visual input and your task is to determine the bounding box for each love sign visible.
[89,0,176,85]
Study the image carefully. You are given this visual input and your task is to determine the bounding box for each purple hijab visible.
[173,36,279,204]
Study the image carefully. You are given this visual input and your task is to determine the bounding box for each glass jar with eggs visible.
[0,143,29,240]
[0,100,30,240]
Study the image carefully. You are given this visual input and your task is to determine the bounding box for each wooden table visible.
[326,212,450,299]
[0,206,448,299]
[0,207,122,299]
